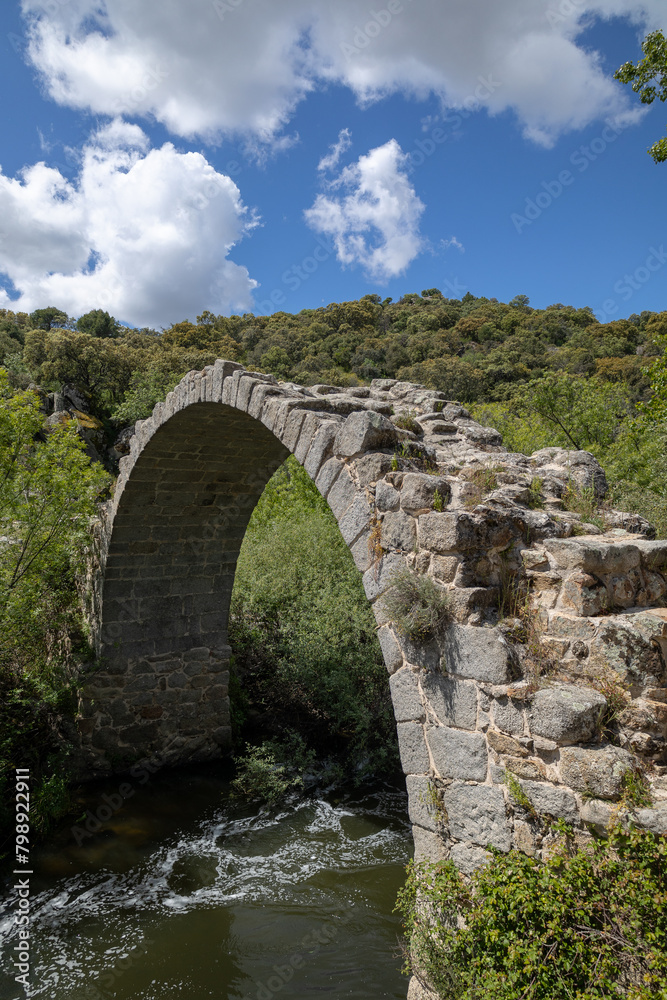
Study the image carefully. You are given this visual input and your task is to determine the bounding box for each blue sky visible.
[0,1,665,328]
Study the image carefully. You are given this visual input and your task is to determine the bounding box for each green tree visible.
[76,308,121,339]
[29,307,68,331]
[514,373,631,451]
[615,29,667,163]
[0,371,110,840]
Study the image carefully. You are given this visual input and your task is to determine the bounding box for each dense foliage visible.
[0,371,110,846]
[229,456,399,785]
[615,28,667,164]
[397,825,667,1000]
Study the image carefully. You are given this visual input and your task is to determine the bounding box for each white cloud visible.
[305,139,424,281]
[441,236,464,252]
[20,0,666,148]
[0,120,257,327]
[318,128,352,172]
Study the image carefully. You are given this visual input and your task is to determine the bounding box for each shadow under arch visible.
[81,360,402,772]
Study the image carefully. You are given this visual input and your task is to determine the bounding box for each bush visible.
[0,370,110,850]
[396,825,667,1000]
[382,569,451,640]
[229,457,399,782]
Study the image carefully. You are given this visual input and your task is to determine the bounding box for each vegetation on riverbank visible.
[397,823,667,1000]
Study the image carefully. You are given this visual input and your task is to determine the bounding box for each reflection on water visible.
[0,765,412,999]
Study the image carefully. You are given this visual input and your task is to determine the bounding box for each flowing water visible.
[0,764,413,999]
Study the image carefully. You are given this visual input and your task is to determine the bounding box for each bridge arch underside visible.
[90,401,292,767]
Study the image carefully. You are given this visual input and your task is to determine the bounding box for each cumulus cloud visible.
[20,0,665,148]
[0,120,257,327]
[305,139,424,281]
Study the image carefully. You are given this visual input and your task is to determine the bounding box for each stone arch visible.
[81,360,410,770]
[80,359,667,880]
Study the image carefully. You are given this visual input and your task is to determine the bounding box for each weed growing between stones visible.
[382,569,451,641]
[527,476,544,509]
[620,766,653,809]
[590,670,631,739]
[459,466,499,508]
[562,478,610,531]
[503,771,537,819]
[396,825,667,1000]
[392,409,422,435]
[432,488,444,512]
[496,565,552,690]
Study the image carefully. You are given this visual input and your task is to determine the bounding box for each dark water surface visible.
[1,765,412,999]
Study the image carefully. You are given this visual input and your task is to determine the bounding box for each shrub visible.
[382,569,451,641]
[397,825,667,1000]
[229,457,399,783]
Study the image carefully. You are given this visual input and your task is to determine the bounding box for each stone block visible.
[378,626,404,674]
[362,552,407,602]
[406,775,440,832]
[558,573,606,616]
[303,421,339,481]
[520,780,578,824]
[333,410,398,457]
[632,806,667,835]
[559,745,634,800]
[527,684,606,745]
[491,697,525,736]
[545,612,597,640]
[503,756,547,781]
[400,474,451,514]
[486,730,527,756]
[441,625,511,684]
[349,533,372,573]
[421,674,478,730]
[315,457,343,499]
[338,495,373,545]
[412,826,447,864]
[427,726,488,781]
[579,797,615,833]
[544,537,640,576]
[353,453,394,486]
[444,783,512,851]
[381,510,417,551]
[417,511,462,554]
[449,842,491,875]
[430,556,459,583]
[397,722,431,774]
[376,480,400,511]
[390,668,424,720]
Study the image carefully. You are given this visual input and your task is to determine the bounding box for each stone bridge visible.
[80,360,666,879]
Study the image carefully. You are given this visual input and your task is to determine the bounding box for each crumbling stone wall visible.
[80,360,666,864]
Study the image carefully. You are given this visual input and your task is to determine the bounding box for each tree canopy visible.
[615,29,667,163]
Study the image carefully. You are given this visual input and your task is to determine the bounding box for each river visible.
[0,763,412,999]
